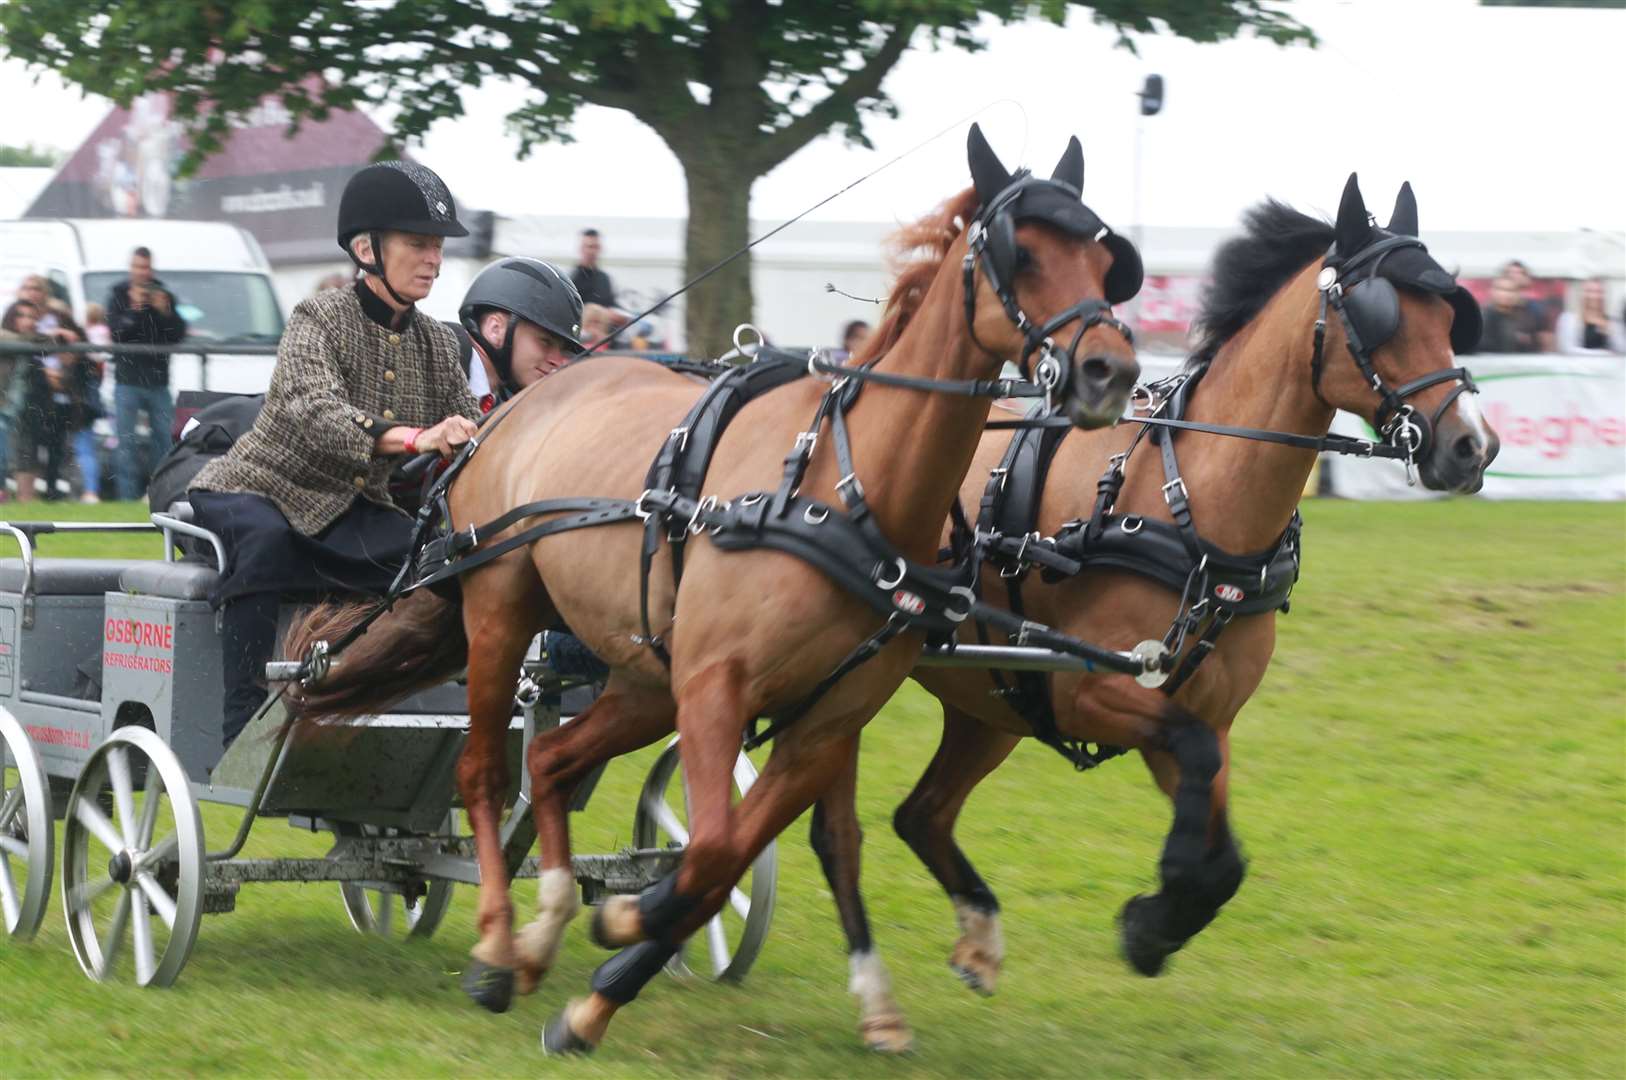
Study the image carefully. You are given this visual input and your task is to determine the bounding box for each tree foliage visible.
[0,143,62,167]
[1,1,1313,350]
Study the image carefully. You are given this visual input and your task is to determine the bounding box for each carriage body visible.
[0,515,774,986]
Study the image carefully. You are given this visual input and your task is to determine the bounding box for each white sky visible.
[3,0,1622,235]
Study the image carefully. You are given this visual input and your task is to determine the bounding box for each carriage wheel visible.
[61,727,204,987]
[0,707,53,942]
[633,739,777,982]
[333,819,455,940]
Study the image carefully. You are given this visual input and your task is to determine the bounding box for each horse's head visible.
[962,124,1141,429]
[1314,174,1499,492]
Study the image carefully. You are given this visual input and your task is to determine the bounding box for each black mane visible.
[1191,199,1334,364]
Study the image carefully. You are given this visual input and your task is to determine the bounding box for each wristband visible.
[403,427,423,454]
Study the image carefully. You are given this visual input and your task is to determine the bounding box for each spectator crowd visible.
[1,238,1618,507]
[0,246,186,501]
[1479,260,1624,355]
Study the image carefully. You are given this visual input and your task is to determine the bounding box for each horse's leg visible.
[514,680,676,994]
[1118,715,1246,977]
[455,580,543,1013]
[886,703,1019,996]
[587,660,749,950]
[545,680,859,1055]
[809,738,912,1053]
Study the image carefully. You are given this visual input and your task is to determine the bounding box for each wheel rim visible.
[0,707,53,941]
[61,727,204,986]
[633,739,777,982]
[332,819,454,940]
[338,880,453,938]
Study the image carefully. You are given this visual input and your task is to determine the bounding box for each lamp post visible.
[1131,74,1164,333]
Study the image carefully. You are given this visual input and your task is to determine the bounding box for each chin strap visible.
[348,229,415,309]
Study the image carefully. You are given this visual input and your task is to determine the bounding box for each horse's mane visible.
[850,187,980,366]
[1191,198,1335,365]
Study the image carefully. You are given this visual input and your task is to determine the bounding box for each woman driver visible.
[191,161,480,747]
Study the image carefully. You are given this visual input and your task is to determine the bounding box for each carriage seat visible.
[0,558,148,596]
[119,561,220,602]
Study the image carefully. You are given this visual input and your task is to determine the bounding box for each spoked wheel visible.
[0,707,53,941]
[633,739,776,982]
[333,819,454,940]
[61,727,204,986]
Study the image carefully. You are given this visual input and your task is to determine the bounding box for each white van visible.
[0,218,284,394]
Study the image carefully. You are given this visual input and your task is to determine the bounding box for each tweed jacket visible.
[192,286,478,535]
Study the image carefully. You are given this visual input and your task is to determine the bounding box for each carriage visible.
[0,509,777,988]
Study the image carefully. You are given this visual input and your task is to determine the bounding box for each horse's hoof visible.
[462,959,516,1013]
[589,895,640,950]
[542,1009,597,1057]
[860,1015,915,1054]
[950,961,996,998]
[1117,894,1177,978]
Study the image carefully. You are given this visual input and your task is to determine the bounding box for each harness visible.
[364,169,1157,746]
[963,366,1302,771]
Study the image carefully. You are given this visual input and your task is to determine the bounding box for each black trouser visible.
[219,591,280,747]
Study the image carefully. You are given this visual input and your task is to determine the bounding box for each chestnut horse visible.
[285,127,1142,1055]
[805,174,1500,1047]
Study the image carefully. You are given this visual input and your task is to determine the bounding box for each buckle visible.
[633,489,659,522]
[835,472,865,505]
[686,495,718,537]
[668,426,690,452]
[1161,477,1188,505]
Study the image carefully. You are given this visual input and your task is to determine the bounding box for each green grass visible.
[2,500,1623,1077]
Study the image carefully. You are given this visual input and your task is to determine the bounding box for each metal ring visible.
[875,557,906,591]
[738,492,764,507]
[732,322,764,356]
[945,585,977,623]
[1119,515,1143,535]
[802,505,829,526]
[1034,350,1063,390]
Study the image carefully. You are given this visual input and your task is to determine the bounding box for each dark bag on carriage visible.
[146,392,267,554]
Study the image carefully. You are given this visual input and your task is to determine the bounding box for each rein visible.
[285,169,1162,742]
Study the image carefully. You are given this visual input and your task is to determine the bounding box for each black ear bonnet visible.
[1326,179,1481,355]
[966,127,1142,306]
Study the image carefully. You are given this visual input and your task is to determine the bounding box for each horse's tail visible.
[282,589,467,719]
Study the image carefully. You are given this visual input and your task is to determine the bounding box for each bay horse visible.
[806,174,1500,1047]
[284,126,1143,1055]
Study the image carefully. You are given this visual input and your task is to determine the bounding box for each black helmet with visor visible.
[458,257,585,387]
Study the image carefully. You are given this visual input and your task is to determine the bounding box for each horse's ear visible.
[1334,172,1371,255]
[967,123,1012,205]
[1386,181,1419,237]
[1050,136,1084,194]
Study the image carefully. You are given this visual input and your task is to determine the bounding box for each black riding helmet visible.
[458,257,585,387]
[336,161,468,306]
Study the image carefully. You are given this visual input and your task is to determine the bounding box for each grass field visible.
[2,499,1622,1078]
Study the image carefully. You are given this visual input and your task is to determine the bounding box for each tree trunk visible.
[678,151,754,360]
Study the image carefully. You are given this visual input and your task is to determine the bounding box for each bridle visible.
[1311,233,1480,474]
[961,175,1136,409]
